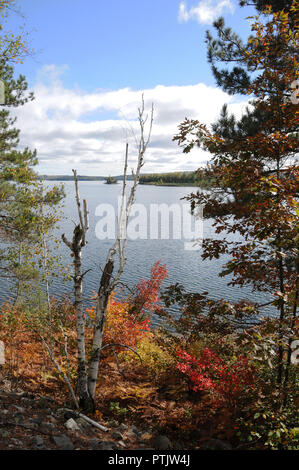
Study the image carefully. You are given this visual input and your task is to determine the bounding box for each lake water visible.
[1,181,276,326]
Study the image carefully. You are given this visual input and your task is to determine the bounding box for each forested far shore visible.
[139,171,215,188]
[39,174,110,181]
[39,171,216,188]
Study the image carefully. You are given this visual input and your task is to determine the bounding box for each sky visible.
[7,0,257,176]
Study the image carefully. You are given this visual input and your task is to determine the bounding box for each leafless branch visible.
[39,334,79,410]
[101,343,142,364]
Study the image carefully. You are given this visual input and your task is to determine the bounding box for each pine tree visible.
[205,1,297,96]
[0,59,64,298]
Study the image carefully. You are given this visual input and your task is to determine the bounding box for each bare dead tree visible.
[87,96,154,403]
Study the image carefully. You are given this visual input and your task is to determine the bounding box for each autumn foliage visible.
[177,349,256,409]
[173,2,298,388]
[85,260,167,355]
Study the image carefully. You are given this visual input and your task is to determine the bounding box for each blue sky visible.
[7,0,256,175]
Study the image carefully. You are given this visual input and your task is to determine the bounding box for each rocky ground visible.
[0,382,234,451]
[0,382,181,451]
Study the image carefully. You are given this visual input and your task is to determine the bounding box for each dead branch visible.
[60,408,109,432]
[100,342,143,364]
[112,347,126,378]
[39,334,79,410]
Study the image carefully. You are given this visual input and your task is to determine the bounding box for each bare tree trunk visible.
[87,257,114,398]
[62,170,93,412]
[87,97,154,400]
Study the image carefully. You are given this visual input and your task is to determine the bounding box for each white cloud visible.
[178,2,190,22]
[13,64,248,176]
[178,0,235,25]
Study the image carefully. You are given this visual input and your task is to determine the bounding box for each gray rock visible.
[26,419,39,430]
[24,421,38,430]
[129,425,139,435]
[89,438,101,450]
[20,391,35,399]
[46,415,57,424]
[98,441,116,450]
[31,416,43,425]
[32,436,45,449]
[119,423,128,431]
[20,397,33,404]
[173,441,185,450]
[204,439,233,450]
[88,438,115,450]
[13,405,25,413]
[111,430,123,440]
[63,410,78,420]
[65,418,80,432]
[52,434,74,450]
[40,421,56,433]
[107,419,119,428]
[76,417,91,431]
[10,438,23,447]
[153,435,172,450]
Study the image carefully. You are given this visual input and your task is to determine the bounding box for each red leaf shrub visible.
[177,348,256,408]
[129,260,168,317]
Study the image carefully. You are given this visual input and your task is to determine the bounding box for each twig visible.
[112,347,126,378]
[39,334,79,410]
[101,343,142,364]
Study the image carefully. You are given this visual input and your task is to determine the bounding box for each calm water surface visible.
[2,181,276,326]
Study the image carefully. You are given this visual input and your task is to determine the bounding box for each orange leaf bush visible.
[86,260,168,356]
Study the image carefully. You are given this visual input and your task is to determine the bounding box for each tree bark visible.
[62,170,93,412]
[87,258,114,399]
[87,97,154,401]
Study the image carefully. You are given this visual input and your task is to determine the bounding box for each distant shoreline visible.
[38,175,111,181]
[139,182,201,187]
[39,171,214,188]
[39,177,202,187]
